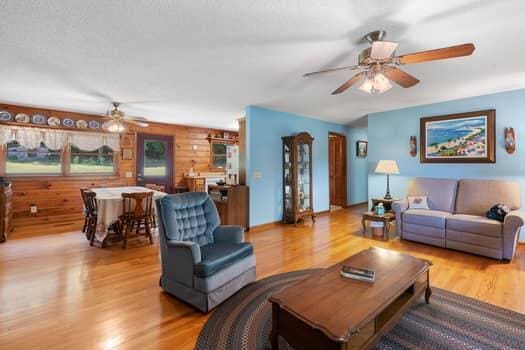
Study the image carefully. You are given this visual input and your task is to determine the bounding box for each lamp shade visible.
[375,160,399,174]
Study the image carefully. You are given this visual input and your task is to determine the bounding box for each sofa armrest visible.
[213,225,245,244]
[503,210,525,260]
[163,240,201,287]
[392,199,409,236]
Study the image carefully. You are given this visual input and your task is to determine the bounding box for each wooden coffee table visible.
[268,247,432,350]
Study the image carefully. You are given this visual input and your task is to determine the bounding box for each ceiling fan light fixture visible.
[373,73,392,93]
[107,120,126,133]
[358,77,374,94]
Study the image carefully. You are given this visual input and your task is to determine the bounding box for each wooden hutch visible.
[282,132,315,225]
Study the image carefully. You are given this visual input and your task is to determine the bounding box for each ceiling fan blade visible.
[370,41,398,60]
[124,119,149,128]
[331,72,366,95]
[383,67,420,88]
[397,43,475,65]
[303,65,361,77]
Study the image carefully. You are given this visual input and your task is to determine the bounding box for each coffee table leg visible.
[269,303,279,349]
[361,218,366,234]
[425,270,432,304]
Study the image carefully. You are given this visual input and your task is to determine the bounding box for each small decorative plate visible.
[15,113,30,123]
[88,120,100,129]
[32,114,47,125]
[0,111,12,121]
[63,118,75,127]
[76,119,88,128]
[101,121,111,130]
[47,116,61,126]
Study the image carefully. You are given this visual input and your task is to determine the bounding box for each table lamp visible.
[375,160,399,200]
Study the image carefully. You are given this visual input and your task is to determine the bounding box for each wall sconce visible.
[192,144,198,151]
[505,127,515,154]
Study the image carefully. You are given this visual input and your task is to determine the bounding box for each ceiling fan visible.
[101,102,150,132]
[303,30,475,95]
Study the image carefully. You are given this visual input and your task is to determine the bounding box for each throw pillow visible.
[408,196,429,210]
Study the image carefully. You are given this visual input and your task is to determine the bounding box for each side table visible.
[361,211,395,240]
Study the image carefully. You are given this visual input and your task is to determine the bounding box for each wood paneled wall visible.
[0,103,237,231]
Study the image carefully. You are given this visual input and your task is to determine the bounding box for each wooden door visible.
[136,134,174,193]
[329,133,346,207]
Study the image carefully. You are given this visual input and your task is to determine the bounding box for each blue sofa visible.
[155,192,256,312]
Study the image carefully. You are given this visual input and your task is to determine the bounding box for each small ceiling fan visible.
[101,102,150,132]
[303,30,475,95]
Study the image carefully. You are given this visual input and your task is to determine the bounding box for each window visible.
[6,141,62,174]
[70,145,115,174]
[211,142,227,169]
[0,126,119,177]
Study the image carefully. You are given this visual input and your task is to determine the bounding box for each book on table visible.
[340,265,375,282]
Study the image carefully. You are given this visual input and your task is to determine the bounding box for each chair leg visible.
[145,219,153,244]
[89,218,96,246]
[123,221,131,249]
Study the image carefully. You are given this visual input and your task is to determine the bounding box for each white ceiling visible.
[1,1,525,130]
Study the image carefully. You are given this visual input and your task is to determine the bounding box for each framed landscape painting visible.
[420,109,495,163]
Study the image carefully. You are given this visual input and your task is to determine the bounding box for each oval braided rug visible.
[196,269,525,350]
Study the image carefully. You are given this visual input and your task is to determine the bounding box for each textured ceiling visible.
[1,0,525,130]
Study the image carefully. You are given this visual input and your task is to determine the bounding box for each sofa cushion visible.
[407,178,458,213]
[403,209,451,228]
[446,214,502,237]
[194,242,253,277]
[455,179,521,216]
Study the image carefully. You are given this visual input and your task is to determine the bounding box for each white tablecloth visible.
[90,186,167,233]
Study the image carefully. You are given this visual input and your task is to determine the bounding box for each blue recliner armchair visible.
[156,192,256,312]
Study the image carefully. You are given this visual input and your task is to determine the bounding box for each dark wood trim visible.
[136,133,175,193]
[206,136,238,144]
[420,109,496,163]
[329,131,348,209]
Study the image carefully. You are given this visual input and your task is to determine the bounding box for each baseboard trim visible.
[347,201,368,207]
[249,209,348,232]
[249,220,282,233]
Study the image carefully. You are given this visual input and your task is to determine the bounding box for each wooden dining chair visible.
[83,190,99,246]
[80,187,90,237]
[144,184,165,227]
[120,191,154,249]
[144,183,166,192]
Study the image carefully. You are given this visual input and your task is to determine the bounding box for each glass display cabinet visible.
[282,132,315,225]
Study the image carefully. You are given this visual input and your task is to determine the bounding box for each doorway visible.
[329,132,347,211]
[136,134,174,193]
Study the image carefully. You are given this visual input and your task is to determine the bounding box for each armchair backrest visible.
[156,192,220,246]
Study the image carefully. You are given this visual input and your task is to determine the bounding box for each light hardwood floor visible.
[1,205,524,349]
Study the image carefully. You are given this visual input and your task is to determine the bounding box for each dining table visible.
[89,186,167,246]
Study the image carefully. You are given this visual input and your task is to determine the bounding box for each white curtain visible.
[0,125,120,151]
[2,126,67,150]
[70,132,120,151]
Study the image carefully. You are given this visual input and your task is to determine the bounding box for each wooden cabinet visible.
[0,182,13,243]
[282,132,315,225]
[186,177,206,192]
[208,185,248,229]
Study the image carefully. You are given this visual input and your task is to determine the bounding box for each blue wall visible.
[368,89,525,240]
[246,106,367,226]
[347,127,368,205]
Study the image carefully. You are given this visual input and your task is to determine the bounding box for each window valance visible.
[0,126,120,151]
